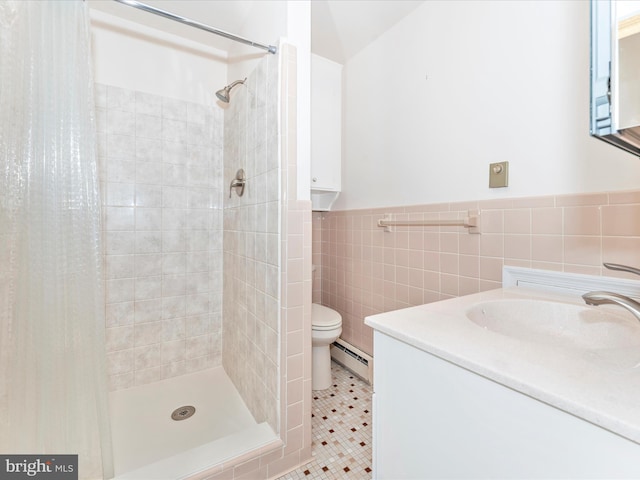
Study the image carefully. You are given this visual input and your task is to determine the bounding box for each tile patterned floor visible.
[280,362,373,480]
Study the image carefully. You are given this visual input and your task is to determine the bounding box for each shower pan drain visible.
[171,405,196,421]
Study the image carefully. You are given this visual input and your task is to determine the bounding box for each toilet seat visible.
[312,303,342,330]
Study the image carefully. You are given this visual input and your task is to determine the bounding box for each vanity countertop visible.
[365,287,640,445]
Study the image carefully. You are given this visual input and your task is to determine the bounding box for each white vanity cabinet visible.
[372,331,640,479]
[311,54,342,211]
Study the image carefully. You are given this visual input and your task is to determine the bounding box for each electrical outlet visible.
[489,161,509,188]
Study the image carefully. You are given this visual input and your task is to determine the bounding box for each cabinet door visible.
[590,0,612,136]
[590,0,640,155]
[311,54,342,191]
[373,331,640,479]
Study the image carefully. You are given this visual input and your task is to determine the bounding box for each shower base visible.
[110,366,278,479]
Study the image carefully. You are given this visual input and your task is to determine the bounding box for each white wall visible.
[288,1,312,202]
[227,1,287,80]
[90,11,228,104]
[335,0,640,211]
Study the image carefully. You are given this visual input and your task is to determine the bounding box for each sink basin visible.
[466,299,640,350]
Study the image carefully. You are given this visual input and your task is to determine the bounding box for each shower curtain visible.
[0,1,113,478]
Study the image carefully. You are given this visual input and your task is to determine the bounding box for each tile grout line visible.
[279,362,373,480]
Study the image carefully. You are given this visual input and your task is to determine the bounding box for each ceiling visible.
[311,0,424,63]
[88,0,425,64]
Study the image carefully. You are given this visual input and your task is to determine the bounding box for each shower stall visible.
[0,1,312,479]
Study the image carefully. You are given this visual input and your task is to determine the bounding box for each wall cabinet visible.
[590,0,640,156]
[311,54,342,211]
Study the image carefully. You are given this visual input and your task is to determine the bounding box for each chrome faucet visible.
[582,263,640,322]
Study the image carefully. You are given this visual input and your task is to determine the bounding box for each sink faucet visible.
[582,263,640,322]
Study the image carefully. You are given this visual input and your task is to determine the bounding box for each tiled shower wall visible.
[222,53,280,432]
[94,45,314,478]
[314,191,640,356]
[95,84,224,390]
[203,43,313,480]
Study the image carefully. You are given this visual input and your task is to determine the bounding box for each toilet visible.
[311,303,342,390]
[311,265,342,390]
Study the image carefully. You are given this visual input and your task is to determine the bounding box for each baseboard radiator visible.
[330,338,373,385]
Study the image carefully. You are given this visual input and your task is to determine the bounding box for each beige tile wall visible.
[314,191,640,356]
[99,42,312,480]
[197,43,313,480]
[222,51,280,432]
[96,84,224,390]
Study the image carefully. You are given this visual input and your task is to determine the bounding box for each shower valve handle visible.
[229,169,246,198]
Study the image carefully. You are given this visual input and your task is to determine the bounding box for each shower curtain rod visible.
[111,0,277,54]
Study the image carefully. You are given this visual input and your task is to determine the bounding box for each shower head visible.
[215,78,246,103]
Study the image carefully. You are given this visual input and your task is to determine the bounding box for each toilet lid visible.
[312,303,342,328]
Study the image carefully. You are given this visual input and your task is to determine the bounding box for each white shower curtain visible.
[0,1,113,478]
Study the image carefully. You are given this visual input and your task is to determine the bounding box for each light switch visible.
[489,161,509,188]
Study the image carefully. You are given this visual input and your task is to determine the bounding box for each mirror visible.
[591,0,640,156]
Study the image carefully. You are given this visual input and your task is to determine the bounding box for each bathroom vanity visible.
[366,278,640,479]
